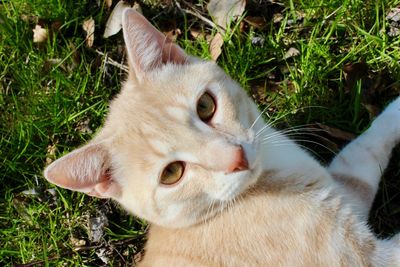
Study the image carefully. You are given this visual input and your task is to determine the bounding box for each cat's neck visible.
[141,178,350,267]
[252,114,332,190]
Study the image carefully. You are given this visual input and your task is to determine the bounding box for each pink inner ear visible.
[161,43,187,65]
[44,143,121,199]
[122,9,188,79]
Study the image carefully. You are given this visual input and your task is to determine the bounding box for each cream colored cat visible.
[44,9,400,266]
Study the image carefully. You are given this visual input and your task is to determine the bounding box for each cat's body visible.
[144,185,376,266]
[44,9,400,266]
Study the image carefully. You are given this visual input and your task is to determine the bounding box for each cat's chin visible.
[215,169,259,202]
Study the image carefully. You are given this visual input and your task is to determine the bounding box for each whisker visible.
[261,131,335,147]
[255,125,331,147]
[253,105,327,136]
[249,104,272,131]
[262,139,337,156]
[261,140,326,161]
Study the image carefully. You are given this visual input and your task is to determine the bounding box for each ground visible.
[1,0,400,266]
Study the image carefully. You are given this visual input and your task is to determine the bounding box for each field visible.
[1,0,400,266]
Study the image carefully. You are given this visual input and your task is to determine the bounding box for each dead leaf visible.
[82,17,95,47]
[244,16,266,29]
[159,19,181,42]
[210,32,224,61]
[250,79,267,103]
[33,24,48,43]
[51,20,62,31]
[207,0,246,29]
[103,1,142,38]
[190,29,212,42]
[387,7,400,22]
[316,123,356,141]
[46,143,57,164]
[165,28,181,42]
[386,7,400,37]
[105,0,113,8]
[75,118,92,134]
[134,251,144,264]
[190,29,204,39]
[251,36,265,46]
[88,211,108,243]
[273,13,284,24]
[283,47,300,59]
[363,103,380,119]
[70,236,86,247]
[22,14,38,23]
[206,0,245,62]
[343,62,368,90]
[96,248,110,264]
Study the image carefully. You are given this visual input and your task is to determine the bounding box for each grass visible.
[1,0,400,265]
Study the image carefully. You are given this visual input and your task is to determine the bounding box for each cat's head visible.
[44,9,264,228]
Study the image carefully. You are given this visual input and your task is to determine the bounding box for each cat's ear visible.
[44,143,121,199]
[122,9,187,81]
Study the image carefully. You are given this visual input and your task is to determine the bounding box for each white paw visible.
[370,96,400,142]
[382,95,400,115]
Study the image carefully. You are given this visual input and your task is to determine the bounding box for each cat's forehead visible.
[110,61,225,124]
[145,61,224,95]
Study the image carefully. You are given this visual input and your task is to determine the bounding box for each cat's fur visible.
[44,9,400,266]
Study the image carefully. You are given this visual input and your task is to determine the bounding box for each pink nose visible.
[226,145,249,173]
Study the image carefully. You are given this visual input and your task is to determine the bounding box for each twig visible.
[95,50,129,73]
[174,0,225,34]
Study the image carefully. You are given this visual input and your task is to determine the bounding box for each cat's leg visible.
[328,96,400,218]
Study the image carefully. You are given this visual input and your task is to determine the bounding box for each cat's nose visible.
[227,145,249,173]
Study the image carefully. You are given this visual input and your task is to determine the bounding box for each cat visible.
[44,9,400,266]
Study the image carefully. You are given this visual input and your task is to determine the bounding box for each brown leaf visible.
[82,17,95,47]
[165,28,181,42]
[50,20,62,31]
[244,16,266,29]
[32,24,48,43]
[210,32,224,61]
[207,0,246,29]
[190,29,204,39]
[103,1,142,38]
[363,103,381,119]
[134,250,144,263]
[250,80,267,103]
[316,123,356,141]
[190,29,212,42]
[343,62,368,90]
[160,19,181,42]
[105,0,113,8]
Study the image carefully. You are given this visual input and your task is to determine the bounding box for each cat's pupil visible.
[197,92,216,122]
[160,161,185,185]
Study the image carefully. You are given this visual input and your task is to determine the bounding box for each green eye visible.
[197,92,216,122]
[160,161,185,185]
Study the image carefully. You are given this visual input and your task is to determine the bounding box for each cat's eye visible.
[197,92,216,122]
[160,161,185,185]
